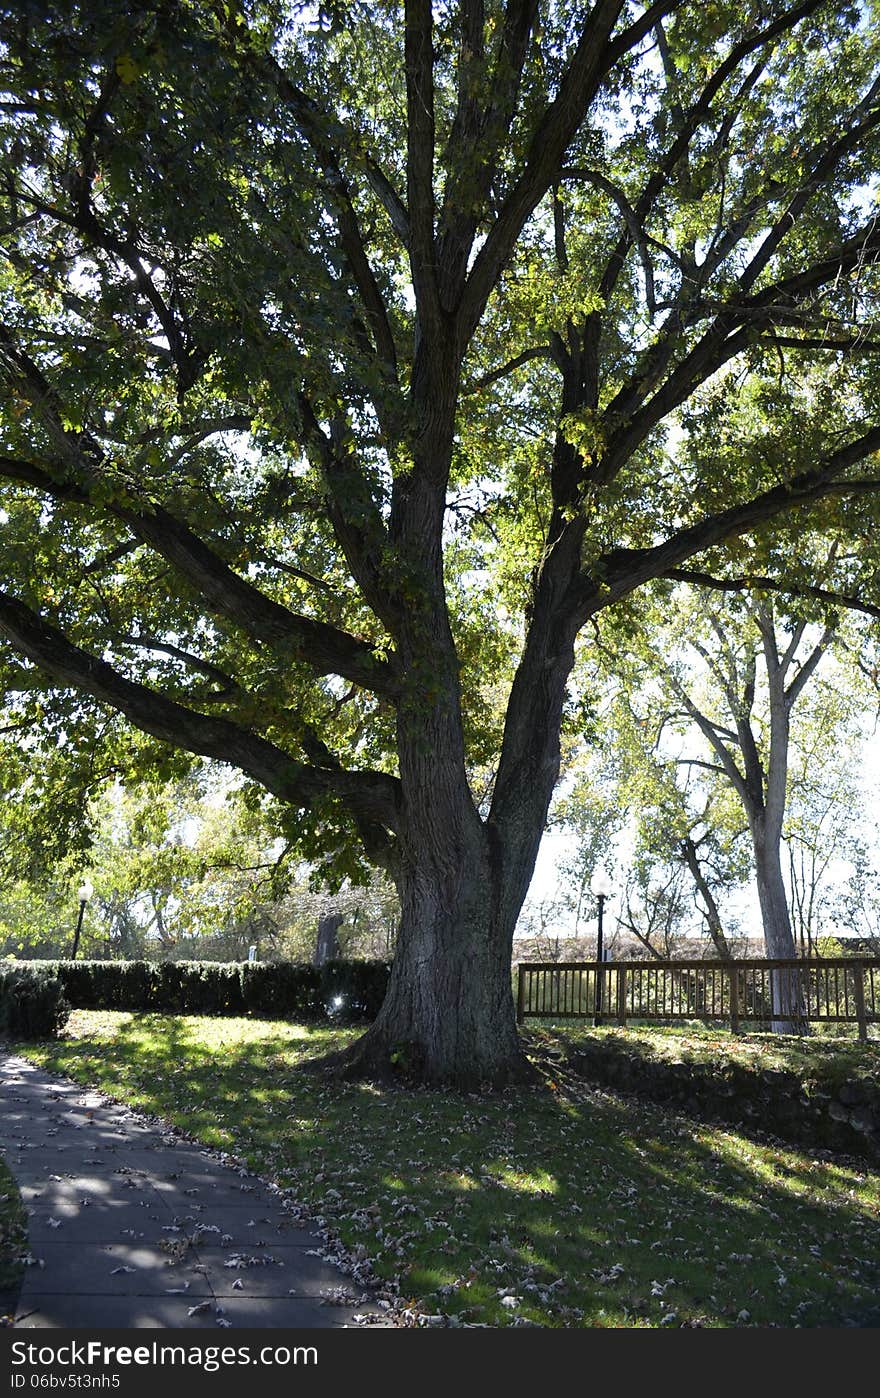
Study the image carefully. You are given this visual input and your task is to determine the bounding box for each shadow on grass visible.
[18,1011,880,1329]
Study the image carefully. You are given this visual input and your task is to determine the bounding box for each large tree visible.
[2,0,880,1082]
[654,591,838,960]
[617,584,853,1025]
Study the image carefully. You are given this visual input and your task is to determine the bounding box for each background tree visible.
[623,585,877,1025]
[519,724,624,950]
[1,768,400,961]
[2,1,880,1080]
[663,594,835,949]
[0,880,78,960]
[834,847,880,952]
[613,681,752,957]
[782,670,874,956]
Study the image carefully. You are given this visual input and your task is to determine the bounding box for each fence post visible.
[727,963,740,1035]
[516,964,526,1025]
[852,961,867,1043]
[617,964,628,1027]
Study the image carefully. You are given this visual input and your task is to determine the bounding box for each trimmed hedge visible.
[2,959,390,1022]
[0,966,70,1040]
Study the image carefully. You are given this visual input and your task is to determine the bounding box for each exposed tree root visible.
[304,1023,541,1092]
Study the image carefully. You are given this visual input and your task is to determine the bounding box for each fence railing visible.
[515,958,880,1039]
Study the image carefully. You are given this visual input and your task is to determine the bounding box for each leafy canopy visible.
[1,0,880,885]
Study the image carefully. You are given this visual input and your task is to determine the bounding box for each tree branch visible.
[661,566,880,621]
[15,187,198,392]
[260,58,410,247]
[785,624,836,708]
[296,396,400,633]
[80,540,139,578]
[585,428,880,611]
[463,344,555,394]
[405,0,441,327]
[437,0,539,301]
[0,588,402,836]
[0,454,401,699]
[115,633,242,697]
[741,217,880,322]
[166,415,254,469]
[459,0,666,342]
[737,90,880,297]
[595,0,827,308]
[757,334,880,355]
[668,677,749,802]
[560,166,679,317]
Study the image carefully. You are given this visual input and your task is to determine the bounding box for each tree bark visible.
[681,837,733,959]
[752,819,806,1033]
[328,816,532,1087]
[313,912,343,967]
[326,447,544,1084]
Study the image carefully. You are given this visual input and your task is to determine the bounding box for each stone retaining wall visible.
[562,1039,880,1163]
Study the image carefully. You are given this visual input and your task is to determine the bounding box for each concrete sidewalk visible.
[0,1054,391,1329]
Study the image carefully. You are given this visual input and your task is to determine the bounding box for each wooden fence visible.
[515,958,880,1040]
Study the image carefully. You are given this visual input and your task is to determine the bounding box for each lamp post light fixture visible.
[70,878,93,961]
[590,868,613,1025]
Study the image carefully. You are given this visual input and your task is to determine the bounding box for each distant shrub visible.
[241,962,324,1018]
[0,966,70,1039]
[56,959,153,1010]
[3,958,390,1022]
[152,961,245,1014]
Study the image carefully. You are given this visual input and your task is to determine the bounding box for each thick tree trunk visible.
[323,463,540,1084]
[753,826,807,1034]
[322,357,584,1087]
[330,643,571,1085]
[327,819,531,1087]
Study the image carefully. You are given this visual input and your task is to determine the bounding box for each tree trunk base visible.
[306,1022,540,1091]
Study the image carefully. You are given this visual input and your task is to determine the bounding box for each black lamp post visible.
[70,878,93,960]
[590,868,613,1025]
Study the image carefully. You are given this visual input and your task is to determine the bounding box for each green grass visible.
[0,1157,27,1323]
[16,1010,880,1329]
